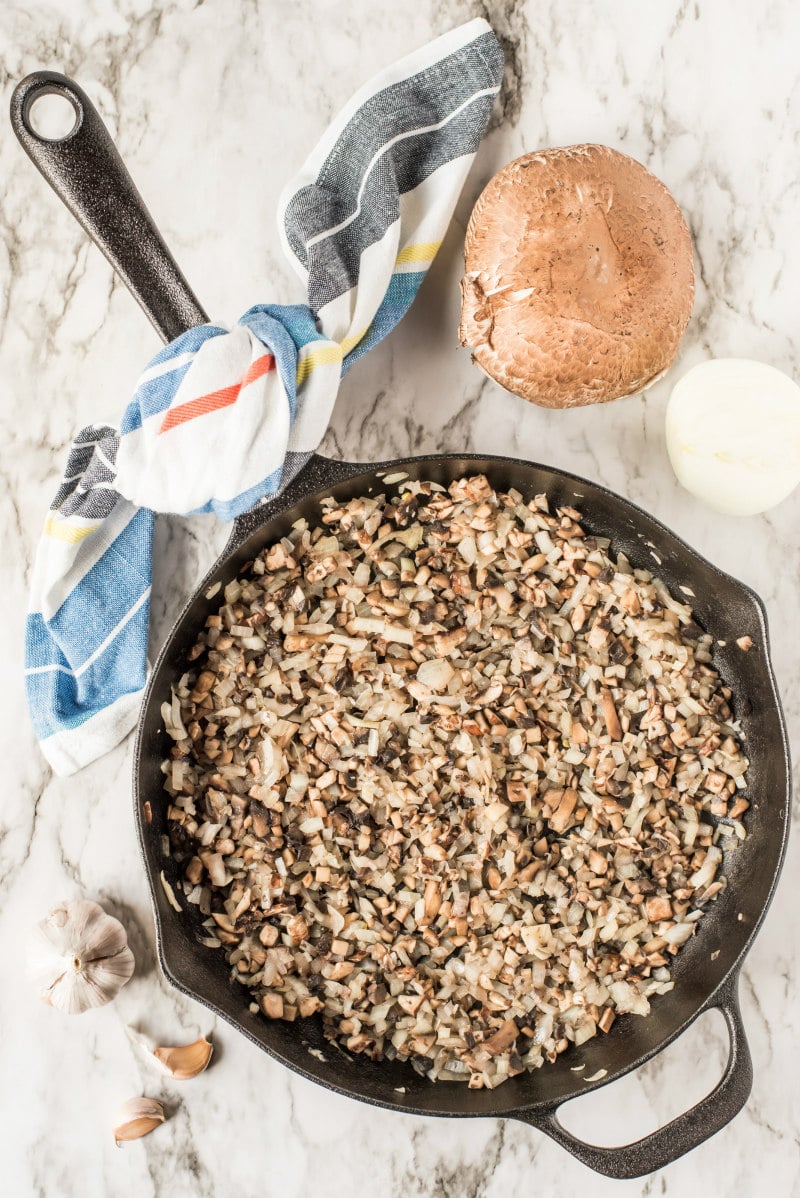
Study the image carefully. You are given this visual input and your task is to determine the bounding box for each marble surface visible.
[2,1,799,1194]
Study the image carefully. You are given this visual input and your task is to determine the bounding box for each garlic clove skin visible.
[153,1036,213,1079]
[113,1097,165,1145]
[27,899,135,1014]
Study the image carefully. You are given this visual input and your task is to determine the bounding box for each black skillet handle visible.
[513,975,752,1179]
[9,71,208,343]
[11,72,369,533]
[10,72,371,525]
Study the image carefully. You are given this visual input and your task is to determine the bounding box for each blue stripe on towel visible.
[342,270,426,372]
[25,597,151,739]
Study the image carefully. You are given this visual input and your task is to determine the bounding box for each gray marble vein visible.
[1,0,799,1194]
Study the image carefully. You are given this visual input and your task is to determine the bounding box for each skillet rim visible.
[133,450,791,1118]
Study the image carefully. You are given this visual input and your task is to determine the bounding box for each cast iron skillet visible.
[12,72,791,1180]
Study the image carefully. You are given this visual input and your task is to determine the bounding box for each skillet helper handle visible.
[9,71,208,343]
[514,977,752,1180]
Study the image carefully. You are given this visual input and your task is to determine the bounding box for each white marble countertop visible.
[2,1,799,1194]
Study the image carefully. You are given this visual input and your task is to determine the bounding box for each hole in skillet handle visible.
[12,72,86,153]
[26,88,81,141]
[510,972,752,1179]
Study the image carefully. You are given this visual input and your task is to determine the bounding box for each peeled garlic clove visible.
[113,1097,165,1145]
[666,358,800,515]
[27,899,134,1014]
[127,1027,214,1079]
[153,1036,213,1079]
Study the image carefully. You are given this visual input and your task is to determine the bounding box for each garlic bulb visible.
[113,1097,165,1145]
[27,899,135,1014]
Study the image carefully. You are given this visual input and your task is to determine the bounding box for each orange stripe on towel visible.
[159,353,275,433]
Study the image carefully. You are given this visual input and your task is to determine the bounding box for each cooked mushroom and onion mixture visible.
[162,475,749,1089]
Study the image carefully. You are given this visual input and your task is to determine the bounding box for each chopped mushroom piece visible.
[261,993,284,1019]
[433,628,468,657]
[547,788,579,834]
[598,1009,616,1034]
[482,1018,519,1055]
[645,897,673,922]
[601,689,622,741]
[588,850,608,876]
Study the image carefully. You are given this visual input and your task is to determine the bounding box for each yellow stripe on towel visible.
[394,240,441,266]
[43,515,100,544]
[295,326,374,386]
[339,326,370,357]
[295,344,343,387]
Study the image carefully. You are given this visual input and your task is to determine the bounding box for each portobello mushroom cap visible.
[459,144,695,408]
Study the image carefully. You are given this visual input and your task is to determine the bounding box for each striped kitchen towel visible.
[25,19,503,774]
